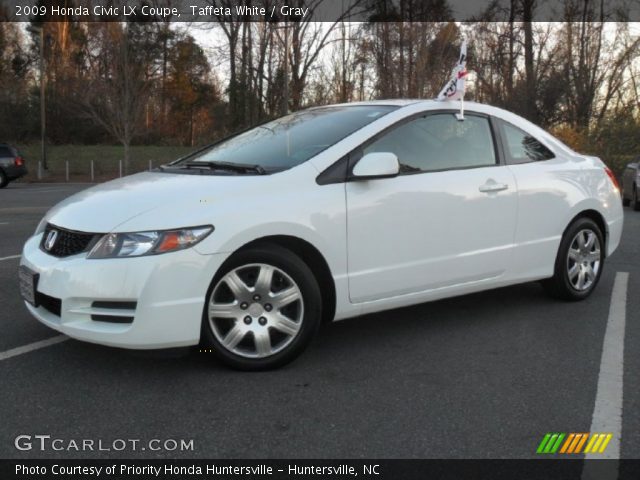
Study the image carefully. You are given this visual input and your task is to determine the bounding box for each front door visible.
[346,112,518,303]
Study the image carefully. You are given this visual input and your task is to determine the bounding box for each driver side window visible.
[362,113,497,173]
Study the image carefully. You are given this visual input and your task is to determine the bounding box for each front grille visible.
[41,224,101,257]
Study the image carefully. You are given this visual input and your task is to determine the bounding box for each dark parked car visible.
[622,159,640,210]
[0,143,27,188]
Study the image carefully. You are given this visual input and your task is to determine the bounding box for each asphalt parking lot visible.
[0,182,638,460]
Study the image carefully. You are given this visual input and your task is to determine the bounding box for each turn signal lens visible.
[156,232,180,252]
[88,226,213,259]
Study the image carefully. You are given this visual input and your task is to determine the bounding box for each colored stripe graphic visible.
[574,433,589,453]
[598,434,612,453]
[590,434,606,453]
[550,433,565,453]
[537,434,552,454]
[584,434,599,453]
[544,434,559,453]
[536,433,565,454]
[537,433,613,454]
[560,434,575,453]
[567,434,583,453]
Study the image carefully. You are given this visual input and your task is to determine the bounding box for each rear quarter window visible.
[498,120,555,164]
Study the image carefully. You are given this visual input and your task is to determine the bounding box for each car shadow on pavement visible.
[46,279,572,375]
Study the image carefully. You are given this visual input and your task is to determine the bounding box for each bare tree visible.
[522,0,537,122]
[79,23,151,174]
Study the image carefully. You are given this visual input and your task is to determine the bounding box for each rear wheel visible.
[201,243,322,370]
[543,218,604,301]
[0,170,7,188]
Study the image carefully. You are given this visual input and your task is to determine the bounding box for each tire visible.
[201,243,322,370]
[0,169,8,188]
[622,195,630,207]
[633,187,640,211]
[542,217,605,301]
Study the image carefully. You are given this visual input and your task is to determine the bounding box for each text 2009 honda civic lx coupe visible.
[20,100,623,369]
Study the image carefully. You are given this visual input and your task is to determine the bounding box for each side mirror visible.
[351,152,400,180]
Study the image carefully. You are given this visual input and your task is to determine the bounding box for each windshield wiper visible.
[183,161,266,175]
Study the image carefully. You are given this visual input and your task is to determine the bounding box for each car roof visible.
[319,99,578,158]
[323,99,523,118]
[326,99,426,107]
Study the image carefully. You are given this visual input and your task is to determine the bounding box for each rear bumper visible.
[607,214,623,257]
[4,164,27,180]
[20,233,227,349]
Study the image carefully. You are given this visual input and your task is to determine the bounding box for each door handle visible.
[479,182,509,193]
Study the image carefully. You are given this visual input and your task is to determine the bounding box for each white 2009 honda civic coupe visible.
[20,100,623,369]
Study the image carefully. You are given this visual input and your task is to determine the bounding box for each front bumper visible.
[20,234,227,349]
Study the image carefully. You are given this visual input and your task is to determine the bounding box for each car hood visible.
[45,171,277,233]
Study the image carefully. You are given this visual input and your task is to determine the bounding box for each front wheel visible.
[542,218,604,301]
[0,170,8,188]
[201,243,322,370]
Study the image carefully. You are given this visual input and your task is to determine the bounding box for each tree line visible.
[0,0,638,174]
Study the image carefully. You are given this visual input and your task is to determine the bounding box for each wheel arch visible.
[233,235,337,324]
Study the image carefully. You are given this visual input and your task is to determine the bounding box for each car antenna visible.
[436,36,468,121]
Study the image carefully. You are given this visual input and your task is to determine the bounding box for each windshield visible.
[176,105,398,171]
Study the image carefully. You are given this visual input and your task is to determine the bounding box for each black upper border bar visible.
[2,0,639,22]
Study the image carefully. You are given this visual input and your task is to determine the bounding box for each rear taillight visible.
[14,156,23,167]
[604,167,620,191]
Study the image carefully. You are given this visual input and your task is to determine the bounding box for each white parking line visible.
[0,254,21,262]
[0,335,68,362]
[581,272,628,479]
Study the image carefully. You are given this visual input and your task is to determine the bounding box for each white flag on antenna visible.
[437,39,468,102]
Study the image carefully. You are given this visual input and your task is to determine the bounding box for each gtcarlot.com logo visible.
[536,432,612,455]
[15,435,194,452]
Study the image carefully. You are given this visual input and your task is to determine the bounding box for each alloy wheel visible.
[566,229,601,291]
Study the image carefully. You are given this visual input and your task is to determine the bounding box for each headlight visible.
[87,226,213,259]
